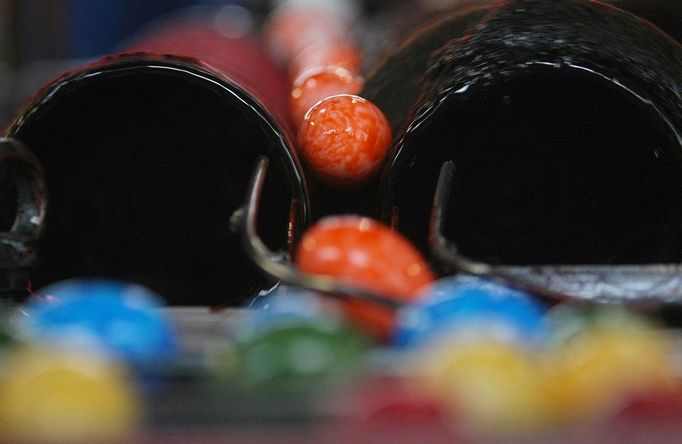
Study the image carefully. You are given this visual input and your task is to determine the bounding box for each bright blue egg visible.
[23,279,178,367]
[394,275,547,347]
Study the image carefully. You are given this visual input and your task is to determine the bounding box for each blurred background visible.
[0,0,264,125]
[0,0,679,127]
[0,0,494,127]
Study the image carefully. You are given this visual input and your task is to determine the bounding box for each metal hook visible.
[231,156,404,309]
[429,161,682,304]
[0,138,47,301]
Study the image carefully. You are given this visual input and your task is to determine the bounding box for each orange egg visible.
[298,94,391,187]
[290,68,364,126]
[290,40,362,81]
[265,7,348,64]
[295,216,434,341]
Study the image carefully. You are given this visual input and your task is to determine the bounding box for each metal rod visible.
[0,138,47,241]
[233,156,404,309]
[0,137,47,302]
[428,161,682,304]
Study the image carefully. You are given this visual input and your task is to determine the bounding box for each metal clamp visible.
[429,161,682,304]
[230,156,403,309]
[0,138,47,301]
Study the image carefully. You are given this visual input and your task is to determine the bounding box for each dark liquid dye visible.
[9,64,301,305]
[388,68,682,265]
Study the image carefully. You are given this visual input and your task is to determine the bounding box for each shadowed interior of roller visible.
[608,0,682,42]
[390,67,682,265]
[9,67,297,305]
[0,169,17,232]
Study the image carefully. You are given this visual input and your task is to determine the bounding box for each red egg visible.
[298,94,392,187]
[321,376,454,443]
[295,216,434,341]
[615,390,682,421]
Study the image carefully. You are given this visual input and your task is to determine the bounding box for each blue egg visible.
[247,285,324,316]
[23,279,178,367]
[394,275,547,347]
[241,286,343,339]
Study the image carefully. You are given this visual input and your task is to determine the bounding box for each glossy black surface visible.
[5,57,309,305]
[396,68,682,265]
[0,174,16,232]
[610,0,682,43]
[367,0,682,266]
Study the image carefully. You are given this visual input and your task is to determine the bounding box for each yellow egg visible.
[419,340,550,435]
[543,325,678,423]
[0,346,140,444]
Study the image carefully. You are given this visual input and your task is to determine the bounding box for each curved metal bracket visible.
[231,156,404,309]
[429,161,682,305]
[0,138,47,301]
[0,138,47,266]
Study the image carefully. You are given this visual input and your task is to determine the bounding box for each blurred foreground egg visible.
[545,304,653,346]
[543,315,678,423]
[23,279,178,368]
[247,286,342,327]
[296,216,434,341]
[0,346,140,444]
[236,286,346,347]
[614,390,682,422]
[219,321,368,390]
[395,276,547,348]
[326,377,454,442]
[419,340,550,435]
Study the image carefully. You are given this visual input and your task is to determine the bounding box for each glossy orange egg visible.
[298,94,392,187]
[290,68,364,126]
[295,216,434,341]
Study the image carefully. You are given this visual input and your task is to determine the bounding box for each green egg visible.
[227,322,368,390]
